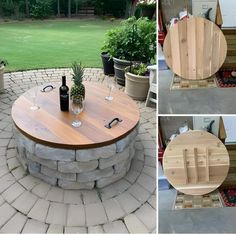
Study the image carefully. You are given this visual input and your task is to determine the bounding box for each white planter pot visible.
[0,67,4,92]
[125,71,150,101]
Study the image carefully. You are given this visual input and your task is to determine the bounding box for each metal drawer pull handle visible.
[105,118,122,129]
[41,85,55,92]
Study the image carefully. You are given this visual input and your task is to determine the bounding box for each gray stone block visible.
[58,179,94,190]
[28,160,41,174]
[134,141,144,150]
[116,135,130,153]
[35,144,75,161]
[14,127,35,153]
[21,135,35,154]
[58,160,98,173]
[96,168,126,188]
[99,147,130,170]
[16,145,28,171]
[126,157,132,172]
[130,126,138,140]
[26,151,57,170]
[130,160,144,173]
[41,166,76,182]
[76,144,116,162]
[30,171,57,186]
[133,150,145,162]
[77,167,113,183]
[114,158,131,174]
[129,140,136,159]
[116,128,138,153]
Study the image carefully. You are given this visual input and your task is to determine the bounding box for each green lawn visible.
[0,19,119,72]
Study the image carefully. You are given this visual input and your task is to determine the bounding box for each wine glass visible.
[71,97,84,128]
[30,86,40,111]
[105,76,116,101]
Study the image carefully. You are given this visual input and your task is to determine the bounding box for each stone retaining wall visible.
[13,125,138,189]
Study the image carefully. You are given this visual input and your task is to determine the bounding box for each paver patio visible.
[0,68,156,233]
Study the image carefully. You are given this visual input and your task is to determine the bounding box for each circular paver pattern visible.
[0,68,156,233]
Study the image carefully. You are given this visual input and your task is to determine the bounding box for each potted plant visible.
[125,62,150,101]
[0,59,7,92]
[100,52,114,76]
[136,0,156,20]
[102,17,156,86]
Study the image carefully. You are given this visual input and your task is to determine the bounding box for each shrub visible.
[31,0,53,19]
[130,63,149,76]
[102,16,156,62]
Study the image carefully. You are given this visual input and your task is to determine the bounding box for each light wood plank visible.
[163,130,229,195]
[194,148,198,183]
[170,23,181,75]
[205,147,209,182]
[183,149,188,184]
[163,17,227,80]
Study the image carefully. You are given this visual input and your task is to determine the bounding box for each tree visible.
[125,0,138,18]
[125,0,132,18]
[31,0,53,19]
[25,0,29,17]
[12,0,20,19]
[57,0,60,16]
[68,0,71,18]
[75,0,79,15]
[131,0,138,16]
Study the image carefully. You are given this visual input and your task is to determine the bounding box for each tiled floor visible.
[0,68,156,233]
[159,188,236,233]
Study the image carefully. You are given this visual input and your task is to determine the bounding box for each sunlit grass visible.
[0,19,119,71]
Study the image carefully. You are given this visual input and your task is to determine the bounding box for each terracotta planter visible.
[0,67,4,92]
[125,70,149,101]
[113,57,132,86]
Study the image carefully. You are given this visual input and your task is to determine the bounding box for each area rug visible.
[172,190,223,210]
[170,74,217,90]
[219,188,236,206]
[216,69,236,87]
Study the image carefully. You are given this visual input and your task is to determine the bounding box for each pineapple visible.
[70,61,85,101]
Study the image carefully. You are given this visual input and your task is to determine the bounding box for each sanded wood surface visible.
[11,81,140,149]
[163,130,229,195]
[163,17,227,80]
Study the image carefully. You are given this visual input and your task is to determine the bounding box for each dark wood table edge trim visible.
[13,121,140,150]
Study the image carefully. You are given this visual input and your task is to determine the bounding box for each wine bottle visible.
[59,75,69,111]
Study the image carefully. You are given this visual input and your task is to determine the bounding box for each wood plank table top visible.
[11,81,140,149]
[163,130,229,195]
[163,17,227,80]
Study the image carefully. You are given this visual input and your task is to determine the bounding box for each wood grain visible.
[163,130,229,195]
[11,81,140,149]
[163,17,227,80]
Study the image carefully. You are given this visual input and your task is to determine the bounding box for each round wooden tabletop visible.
[163,130,229,195]
[11,81,140,149]
[163,17,227,80]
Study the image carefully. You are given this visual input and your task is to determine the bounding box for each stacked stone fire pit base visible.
[13,125,138,189]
